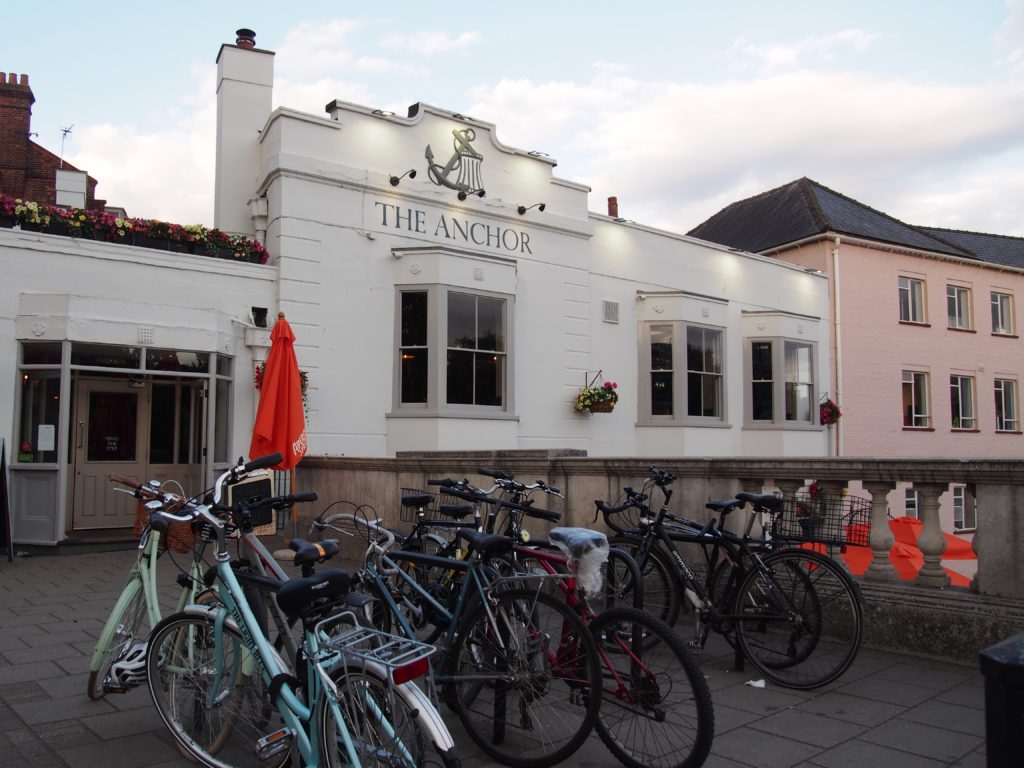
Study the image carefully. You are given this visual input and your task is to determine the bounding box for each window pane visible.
[72,343,141,368]
[784,342,813,421]
[214,379,230,463]
[687,327,722,418]
[951,375,975,429]
[400,350,428,403]
[400,292,428,347]
[477,296,504,352]
[217,356,233,377]
[651,325,673,370]
[751,341,772,380]
[474,352,503,406]
[902,371,929,427]
[688,372,721,417]
[751,341,773,421]
[448,293,476,349]
[87,392,137,461]
[146,349,209,373]
[22,343,62,365]
[652,371,673,416]
[149,384,176,464]
[447,349,474,404]
[17,371,60,463]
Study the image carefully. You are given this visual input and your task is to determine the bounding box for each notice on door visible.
[37,424,55,452]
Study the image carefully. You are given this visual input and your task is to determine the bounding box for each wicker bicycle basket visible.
[768,492,871,548]
[133,499,195,554]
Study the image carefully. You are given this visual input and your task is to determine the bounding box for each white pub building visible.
[3,30,830,545]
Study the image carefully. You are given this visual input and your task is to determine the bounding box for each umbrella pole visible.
[290,467,297,538]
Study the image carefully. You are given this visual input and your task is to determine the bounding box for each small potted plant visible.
[575,373,619,413]
[0,194,17,228]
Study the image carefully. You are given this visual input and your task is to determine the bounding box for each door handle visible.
[77,421,84,449]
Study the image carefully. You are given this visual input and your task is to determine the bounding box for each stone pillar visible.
[862,480,898,582]
[914,482,950,588]
[816,480,848,567]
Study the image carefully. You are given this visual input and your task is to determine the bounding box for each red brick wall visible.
[0,72,104,209]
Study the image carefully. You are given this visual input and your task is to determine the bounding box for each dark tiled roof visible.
[919,228,1024,270]
[688,177,973,260]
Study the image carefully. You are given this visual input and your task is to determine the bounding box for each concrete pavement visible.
[0,544,988,767]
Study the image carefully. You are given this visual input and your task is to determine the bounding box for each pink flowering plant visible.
[575,378,619,412]
[819,397,842,426]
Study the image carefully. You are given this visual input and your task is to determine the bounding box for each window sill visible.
[992,333,1018,339]
[902,426,935,432]
[947,326,976,334]
[950,428,980,433]
[995,430,1022,435]
[898,320,930,328]
[387,410,519,421]
[743,422,820,431]
[637,419,731,429]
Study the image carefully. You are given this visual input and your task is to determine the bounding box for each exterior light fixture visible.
[517,203,546,215]
[373,109,396,117]
[527,150,549,157]
[389,169,417,186]
[458,189,486,201]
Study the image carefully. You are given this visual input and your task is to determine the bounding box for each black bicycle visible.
[597,467,864,689]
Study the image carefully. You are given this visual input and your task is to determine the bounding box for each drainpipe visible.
[832,236,843,457]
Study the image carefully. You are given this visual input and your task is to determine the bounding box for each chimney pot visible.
[7,73,15,84]
[608,196,619,218]
[20,74,28,86]
[235,28,256,49]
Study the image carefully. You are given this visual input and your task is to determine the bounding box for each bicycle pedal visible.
[255,728,294,760]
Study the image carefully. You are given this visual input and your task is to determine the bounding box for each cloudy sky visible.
[4,1,1023,235]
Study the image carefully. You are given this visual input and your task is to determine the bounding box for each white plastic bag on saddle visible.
[549,527,610,595]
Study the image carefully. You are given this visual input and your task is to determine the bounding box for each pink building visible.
[690,178,1024,551]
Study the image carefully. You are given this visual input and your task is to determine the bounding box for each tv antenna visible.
[59,125,74,168]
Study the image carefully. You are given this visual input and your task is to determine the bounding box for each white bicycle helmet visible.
[109,642,149,688]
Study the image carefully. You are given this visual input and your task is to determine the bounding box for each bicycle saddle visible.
[275,569,351,619]
[288,538,340,568]
[548,527,608,559]
[401,493,435,509]
[456,529,512,559]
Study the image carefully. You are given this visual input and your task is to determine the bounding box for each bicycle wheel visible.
[318,665,427,768]
[733,549,863,689]
[608,537,682,628]
[87,575,148,700]
[589,606,714,768]
[589,547,645,615]
[146,611,290,768]
[446,587,602,768]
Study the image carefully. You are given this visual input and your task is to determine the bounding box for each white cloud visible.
[998,0,1024,73]
[730,29,879,74]
[380,31,480,55]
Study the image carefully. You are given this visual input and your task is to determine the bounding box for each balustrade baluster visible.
[862,480,898,582]
[914,482,950,588]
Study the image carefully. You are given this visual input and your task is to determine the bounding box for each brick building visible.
[0,71,105,208]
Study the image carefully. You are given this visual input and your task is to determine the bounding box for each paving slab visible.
[0,546,991,768]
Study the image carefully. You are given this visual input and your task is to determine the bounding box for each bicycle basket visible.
[769,492,871,547]
[399,488,443,523]
[133,499,194,554]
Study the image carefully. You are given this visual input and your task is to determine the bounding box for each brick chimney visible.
[608,196,619,218]
[0,72,35,195]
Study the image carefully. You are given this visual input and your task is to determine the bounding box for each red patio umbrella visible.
[250,312,307,472]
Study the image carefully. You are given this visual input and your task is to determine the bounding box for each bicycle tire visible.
[705,559,740,648]
[87,574,148,700]
[733,549,863,689]
[318,665,427,768]
[608,536,682,628]
[589,606,714,768]
[445,587,602,768]
[146,611,290,768]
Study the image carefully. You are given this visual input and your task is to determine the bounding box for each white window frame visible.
[991,292,1014,336]
[394,284,513,416]
[952,484,977,531]
[995,378,1019,432]
[640,321,725,424]
[950,374,976,430]
[745,338,817,427]
[904,488,919,519]
[899,276,926,324]
[902,370,930,428]
[947,284,972,330]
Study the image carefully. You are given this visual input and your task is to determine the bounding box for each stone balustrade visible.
[298,452,1024,661]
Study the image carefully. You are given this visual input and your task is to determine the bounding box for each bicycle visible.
[144,454,459,768]
[598,467,864,689]
[86,474,208,700]
[314,510,604,768]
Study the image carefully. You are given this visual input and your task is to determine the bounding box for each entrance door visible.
[73,380,149,529]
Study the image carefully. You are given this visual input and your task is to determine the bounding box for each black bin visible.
[979,632,1024,766]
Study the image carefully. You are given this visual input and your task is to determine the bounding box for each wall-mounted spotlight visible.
[457,188,486,201]
[389,169,417,186]
[373,109,396,117]
[517,203,546,215]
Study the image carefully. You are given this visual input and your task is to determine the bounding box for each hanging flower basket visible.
[575,372,618,413]
[819,397,842,426]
